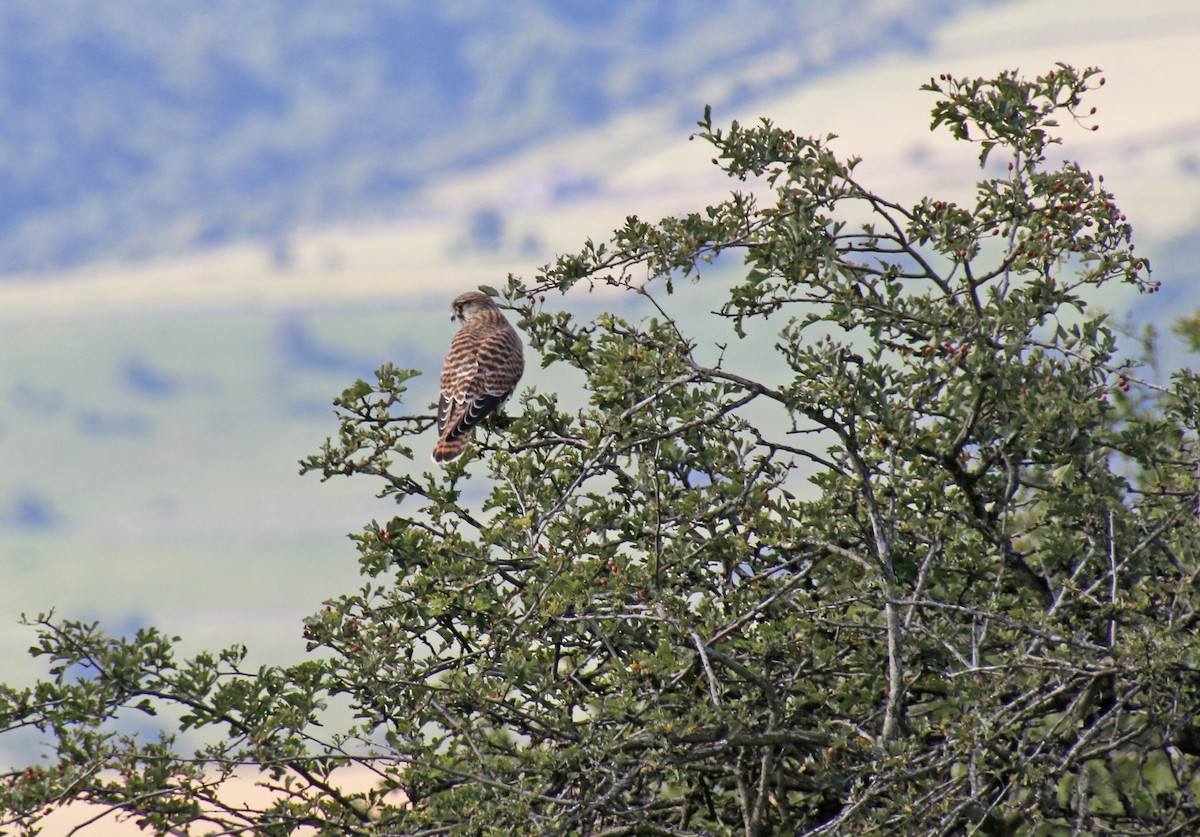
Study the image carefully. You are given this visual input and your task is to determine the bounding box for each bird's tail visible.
[432,433,470,464]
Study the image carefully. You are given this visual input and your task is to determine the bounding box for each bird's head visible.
[450,290,498,325]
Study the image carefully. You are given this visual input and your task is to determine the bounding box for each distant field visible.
[0,305,437,681]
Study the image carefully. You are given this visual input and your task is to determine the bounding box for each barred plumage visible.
[433,291,524,464]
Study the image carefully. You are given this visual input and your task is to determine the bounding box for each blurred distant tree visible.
[1176,310,1200,353]
[466,206,506,251]
[4,64,1200,836]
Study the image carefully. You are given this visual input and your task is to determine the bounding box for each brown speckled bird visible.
[433,291,524,464]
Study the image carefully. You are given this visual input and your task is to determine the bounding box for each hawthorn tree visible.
[4,64,1200,835]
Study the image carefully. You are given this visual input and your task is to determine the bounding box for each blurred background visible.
[2,0,1199,699]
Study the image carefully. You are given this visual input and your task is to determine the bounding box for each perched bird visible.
[434,291,525,464]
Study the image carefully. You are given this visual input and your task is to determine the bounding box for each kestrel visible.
[433,291,525,464]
